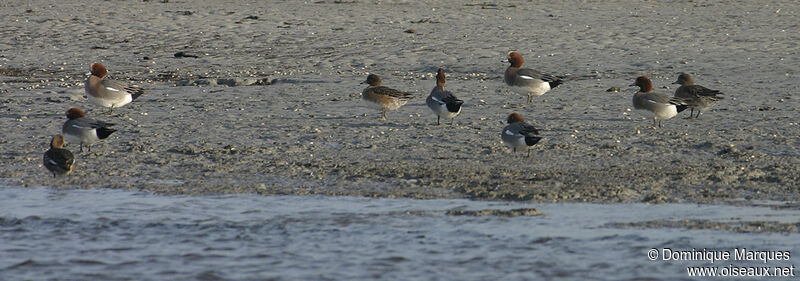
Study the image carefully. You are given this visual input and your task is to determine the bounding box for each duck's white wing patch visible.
[504,129,516,136]
[519,75,535,80]
[46,158,59,165]
[431,96,444,104]
[70,124,90,129]
[105,87,120,92]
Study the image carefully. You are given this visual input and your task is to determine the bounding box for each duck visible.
[501,113,542,157]
[62,107,117,152]
[504,51,564,103]
[85,63,144,114]
[426,68,464,125]
[673,73,724,119]
[361,74,414,120]
[629,76,688,128]
[43,134,76,177]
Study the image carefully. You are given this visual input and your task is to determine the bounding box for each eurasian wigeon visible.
[673,73,724,119]
[85,63,144,114]
[43,134,76,177]
[426,68,464,125]
[361,74,414,120]
[629,76,688,128]
[501,113,542,157]
[504,51,564,103]
[62,107,117,152]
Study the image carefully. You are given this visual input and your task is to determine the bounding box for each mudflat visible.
[2,0,798,203]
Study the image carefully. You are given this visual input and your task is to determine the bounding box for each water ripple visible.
[1,186,800,280]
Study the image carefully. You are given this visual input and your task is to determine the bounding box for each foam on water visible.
[1,186,799,280]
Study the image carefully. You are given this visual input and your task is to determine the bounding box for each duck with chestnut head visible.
[501,113,542,157]
[629,76,689,128]
[62,107,117,152]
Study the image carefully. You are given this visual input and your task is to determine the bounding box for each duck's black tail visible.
[97,128,117,139]
[525,136,542,146]
[549,80,563,89]
[127,86,145,100]
[445,99,464,113]
[669,97,690,113]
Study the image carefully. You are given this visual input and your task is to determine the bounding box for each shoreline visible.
[1,0,798,204]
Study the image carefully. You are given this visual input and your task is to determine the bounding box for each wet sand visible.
[1,0,799,204]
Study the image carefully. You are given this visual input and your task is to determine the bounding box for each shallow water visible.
[2,186,799,281]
